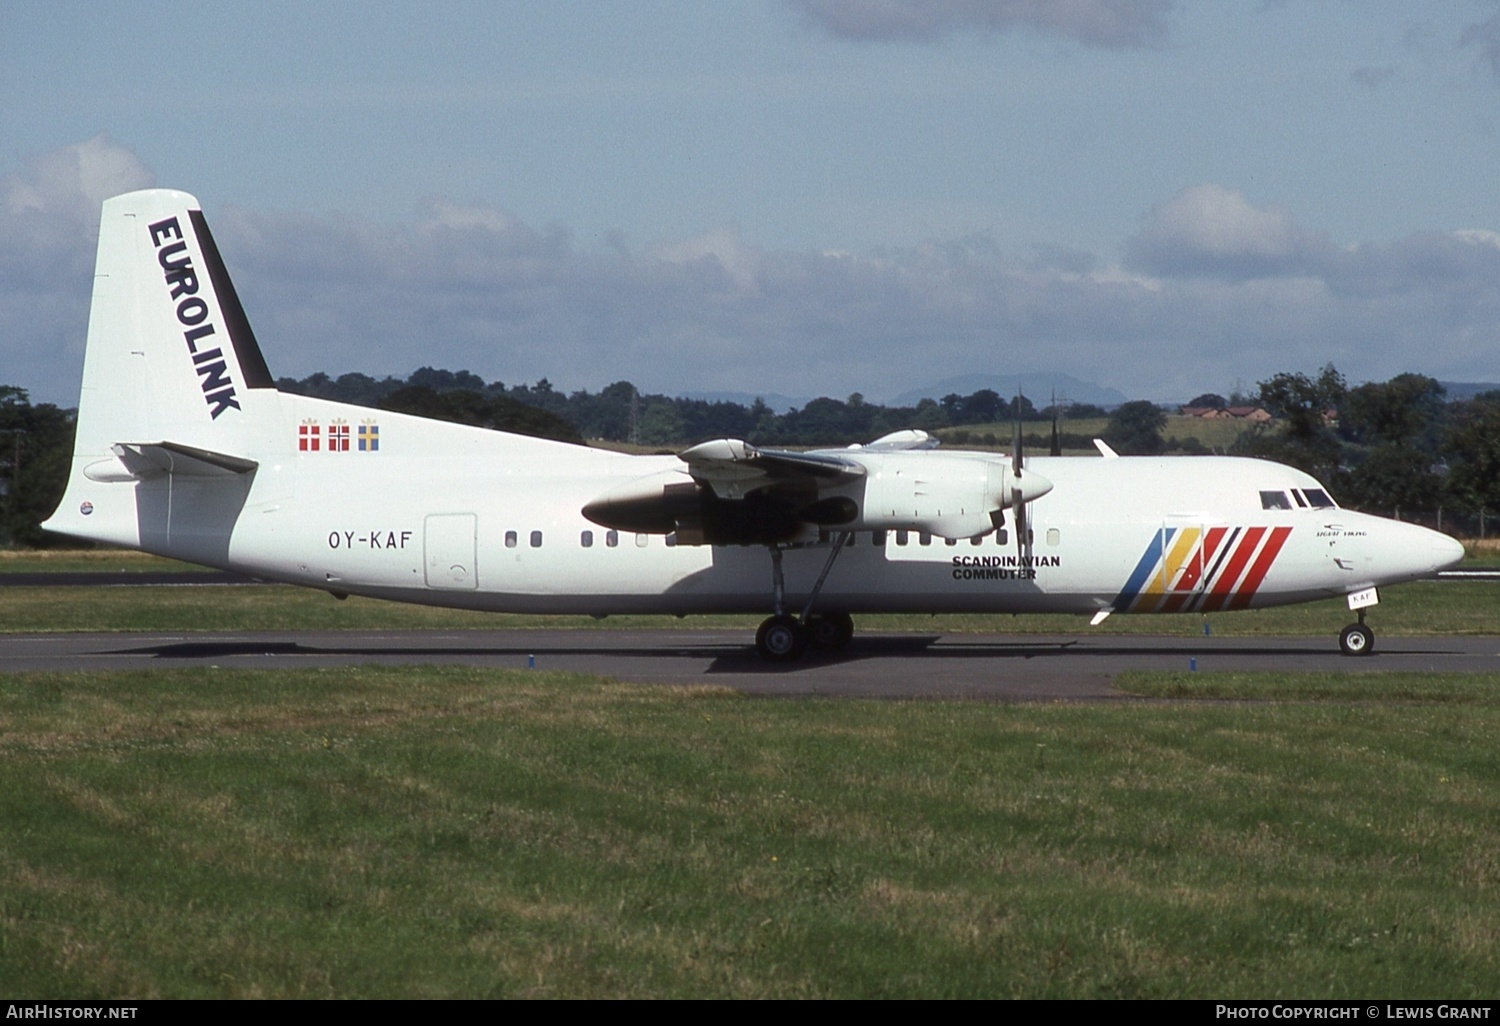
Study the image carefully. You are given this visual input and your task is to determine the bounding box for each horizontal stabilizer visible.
[89,441,259,481]
[849,429,940,451]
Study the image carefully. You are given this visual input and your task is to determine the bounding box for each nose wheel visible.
[1339,613,1375,657]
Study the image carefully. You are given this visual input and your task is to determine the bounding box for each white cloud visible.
[1125,183,1327,279]
[5,140,1500,410]
[0,137,156,403]
[1460,13,1500,80]
[789,0,1175,48]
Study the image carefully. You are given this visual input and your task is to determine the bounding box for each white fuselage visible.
[46,392,1463,620]
[41,188,1467,628]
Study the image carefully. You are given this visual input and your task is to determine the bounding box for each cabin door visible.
[424,513,478,590]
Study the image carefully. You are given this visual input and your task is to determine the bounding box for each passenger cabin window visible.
[1260,490,1293,510]
[919,531,932,546]
[580,530,593,548]
[1046,528,1060,546]
[896,530,909,546]
[529,530,543,548]
[636,533,648,548]
[504,530,517,548]
[606,530,619,548]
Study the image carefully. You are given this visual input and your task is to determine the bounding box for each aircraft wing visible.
[678,438,864,499]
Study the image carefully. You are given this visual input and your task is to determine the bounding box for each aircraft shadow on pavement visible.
[97,634,1457,670]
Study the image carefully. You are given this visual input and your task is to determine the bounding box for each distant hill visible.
[890,373,1129,409]
[1439,381,1500,401]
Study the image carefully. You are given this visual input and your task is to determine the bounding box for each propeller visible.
[1012,395,1029,559]
[989,392,1053,548]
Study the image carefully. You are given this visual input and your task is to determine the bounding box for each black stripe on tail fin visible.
[188,210,274,389]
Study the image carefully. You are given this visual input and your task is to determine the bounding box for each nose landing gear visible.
[1338,609,1375,657]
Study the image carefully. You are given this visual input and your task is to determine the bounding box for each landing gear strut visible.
[755,534,855,661]
[1339,608,1375,657]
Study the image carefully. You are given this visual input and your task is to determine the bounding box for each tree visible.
[959,389,1003,424]
[1102,400,1167,455]
[1343,445,1441,517]
[0,386,76,547]
[912,398,949,432]
[1332,374,1447,517]
[635,401,686,447]
[1340,374,1445,450]
[1186,393,1227,410]
[1443,393,1500,518]
[1245,365,1347,478]
[377,386,582,444]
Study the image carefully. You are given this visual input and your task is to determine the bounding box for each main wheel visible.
[807,612,855,651]
[1339,622,1375,657]
[756,615,807,661]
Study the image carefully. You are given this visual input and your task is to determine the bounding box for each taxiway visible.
[3,630,1497,700]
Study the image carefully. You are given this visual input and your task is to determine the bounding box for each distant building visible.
[1179,405,1271,422]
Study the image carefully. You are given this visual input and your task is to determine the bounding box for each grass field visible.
[2,548,1498,997]
[937,414,1260,453]
[2,665,1498,998]
[1,567,1493,636]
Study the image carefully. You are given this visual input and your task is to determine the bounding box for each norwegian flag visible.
[328,420,350,452]
[299,421,320,452]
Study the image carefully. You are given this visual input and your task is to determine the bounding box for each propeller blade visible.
[1012,392,1024,479]
[1013,486,1028,559]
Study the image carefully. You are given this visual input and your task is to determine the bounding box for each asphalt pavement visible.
[4,629,1497,700]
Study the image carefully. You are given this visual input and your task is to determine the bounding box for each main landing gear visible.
[1338,608,1375,657]
[755,535,856,662]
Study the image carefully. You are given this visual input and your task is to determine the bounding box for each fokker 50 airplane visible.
[44,190,1466,659]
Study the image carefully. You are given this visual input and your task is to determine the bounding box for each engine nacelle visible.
[581,469,805,545]
[581,452,1052,544]
[843,452,1010,539]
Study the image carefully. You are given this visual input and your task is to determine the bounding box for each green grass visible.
[937,414,1261,452]
[0,574,1493,635]
[2,665,1497,998]
[0,549,213,574]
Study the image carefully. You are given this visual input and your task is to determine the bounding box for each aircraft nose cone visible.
[1433,532,1467,572]
[1397,523,1467,577]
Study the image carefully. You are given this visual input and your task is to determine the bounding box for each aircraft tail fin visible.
[45,190,279,548]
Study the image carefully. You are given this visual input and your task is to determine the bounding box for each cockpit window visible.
[1301,488,1336,509]
[1259,490,1293,510]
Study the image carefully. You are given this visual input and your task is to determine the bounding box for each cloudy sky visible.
[5,0,1500,408]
